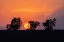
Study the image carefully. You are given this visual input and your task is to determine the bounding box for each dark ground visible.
[0,30,64,42]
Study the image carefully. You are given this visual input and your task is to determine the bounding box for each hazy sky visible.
[0,0,64,30]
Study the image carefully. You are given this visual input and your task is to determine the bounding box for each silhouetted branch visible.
[6,17,22,30]
[28,21,40,30]
[43,18,56,30]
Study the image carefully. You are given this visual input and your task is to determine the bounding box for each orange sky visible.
[0,0,64,30]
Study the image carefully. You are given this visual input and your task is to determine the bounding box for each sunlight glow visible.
[24,23,30,29]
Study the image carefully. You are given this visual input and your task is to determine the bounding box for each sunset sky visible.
[0,0,64,30]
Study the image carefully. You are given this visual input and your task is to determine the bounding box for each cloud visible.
[47,6,64,29]
[0,26,5,30]
[0,0,64,30]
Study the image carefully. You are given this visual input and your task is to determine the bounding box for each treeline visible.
[6,17,56,30]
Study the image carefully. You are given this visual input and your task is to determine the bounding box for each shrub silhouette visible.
[6,17,22,30]
[28,21,40,30]
[43,18,56,30]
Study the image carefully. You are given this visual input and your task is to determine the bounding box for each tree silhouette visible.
[28,21,40,30]
[6,17,22,30]
[43,18,56,30]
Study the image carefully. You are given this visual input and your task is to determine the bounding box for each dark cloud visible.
[47,6,64,29]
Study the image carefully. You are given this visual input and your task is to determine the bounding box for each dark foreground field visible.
[0,30,64,42]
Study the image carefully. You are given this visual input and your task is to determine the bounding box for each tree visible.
[28,21,40,30]
[6,17,22,30]
[43,18,56,30]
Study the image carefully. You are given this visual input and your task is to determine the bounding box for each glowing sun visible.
[24,23,30,29]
